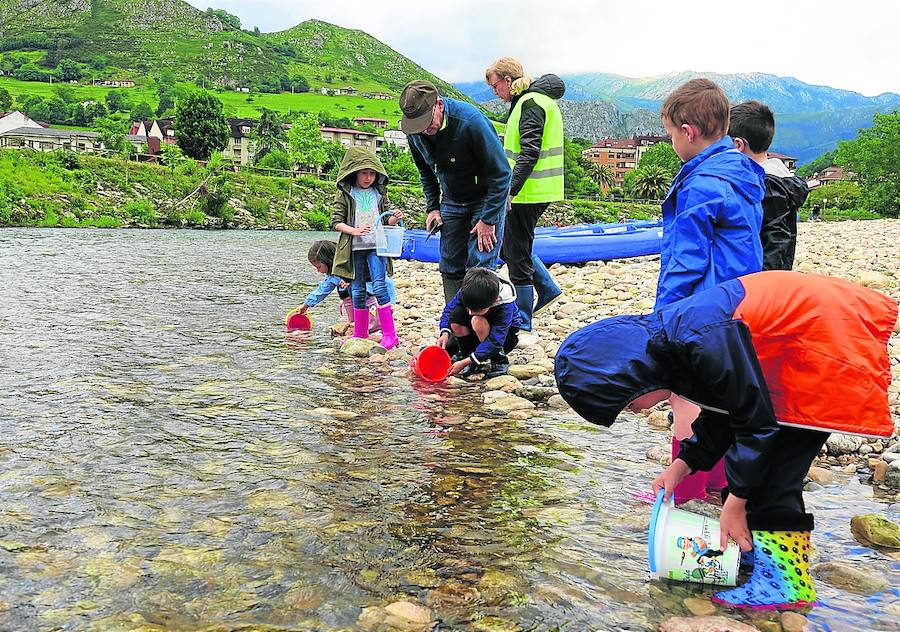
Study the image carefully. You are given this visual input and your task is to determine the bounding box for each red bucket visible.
[410,345,452,382]
[285,310,313,332]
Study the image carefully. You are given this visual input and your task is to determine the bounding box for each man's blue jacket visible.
[407,97,511,226]
[655,136,765,309]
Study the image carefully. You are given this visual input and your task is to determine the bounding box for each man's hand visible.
[720,494,752,552]
[426,209,442,232]
[436,332,450,349]
[470,220,497,252]
[507,195,513,211]
[651,458,692,502]
[448,358,471,376]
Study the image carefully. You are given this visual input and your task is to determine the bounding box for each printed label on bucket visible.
[664,517,740,585]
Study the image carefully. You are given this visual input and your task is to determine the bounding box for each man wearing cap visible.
[400,80,512,304]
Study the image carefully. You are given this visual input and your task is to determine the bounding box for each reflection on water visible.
[1,228,897,630]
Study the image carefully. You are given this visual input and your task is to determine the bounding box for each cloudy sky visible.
[188,0,899,96]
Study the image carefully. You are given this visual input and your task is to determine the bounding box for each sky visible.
[188,0,900,96]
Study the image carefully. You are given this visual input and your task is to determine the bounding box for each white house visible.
[0,111,43,135]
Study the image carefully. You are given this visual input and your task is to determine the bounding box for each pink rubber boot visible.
[376,304,399,349]
[341,297,355,323]
[706,458,727,492]
[366,296,381,333]
[352,308,369,339]
[672,437,708,504]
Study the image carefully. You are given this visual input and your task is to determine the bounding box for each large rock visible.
[857,270,892,289]
[781,612,809,632]
[658,616,756,632]
[805,466,835,485]
[383,600,434,631]
[482,375,521,391]
[547,394,569,409]
[513,385,558,402]
[488,395,535,413]
[812,561,890,594]
[885,460,900,489]
[339,338,385,357]
[825,434,864,455]
[508,364,550,380]
[851,514,900,549]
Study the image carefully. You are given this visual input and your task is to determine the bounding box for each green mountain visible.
[0,0,468,99]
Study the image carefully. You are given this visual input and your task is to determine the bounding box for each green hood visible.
[336,146,389,188]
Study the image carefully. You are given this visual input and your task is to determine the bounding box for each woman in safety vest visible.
[485,57,565,331]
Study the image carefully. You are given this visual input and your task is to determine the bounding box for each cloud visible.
[190,0,900,96]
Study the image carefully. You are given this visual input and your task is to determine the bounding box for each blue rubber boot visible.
[532,256,562,315]
[713,530,817,609]
[514,285,535,332]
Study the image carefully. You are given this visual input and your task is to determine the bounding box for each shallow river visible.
[0,229,897,631]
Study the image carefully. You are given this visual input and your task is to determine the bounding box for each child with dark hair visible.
[295,240,397,332]
[729,100,810,270]
[437,267,523,378]
[555,270,897,608]
[657,79,768,502]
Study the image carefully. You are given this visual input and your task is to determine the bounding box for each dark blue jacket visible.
[655,136,765,309]
[408,97,511,226]
[439,275,523,365]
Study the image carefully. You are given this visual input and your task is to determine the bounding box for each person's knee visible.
[471,315,490,340]
[450,323,470,337]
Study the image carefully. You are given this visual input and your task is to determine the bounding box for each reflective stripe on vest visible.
[505,92,565,203]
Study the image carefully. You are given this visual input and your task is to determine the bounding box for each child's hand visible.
[436,332,450,348]
[353,224,373,236]
[719,494,752,552]
[651,458,691,502]
[388,209,404,225]
[448,359,470,376]
[297,304,309,314]
[338,279,350,289]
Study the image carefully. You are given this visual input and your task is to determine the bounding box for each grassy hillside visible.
[0,1,467,101]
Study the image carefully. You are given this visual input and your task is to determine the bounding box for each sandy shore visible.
[357,219,900,485]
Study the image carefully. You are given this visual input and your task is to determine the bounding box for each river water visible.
[1,228,897,631]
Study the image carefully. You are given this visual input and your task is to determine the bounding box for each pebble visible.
[806,466,835,485]
[488,395,535,413]
[780,612,808,632]
[507,364,549,380]
[482,375,521,391]
[659,616,756,632]
[872,460,889,483]
[647,410,672,429]
[682,597,716,616]
[812,561,889,594]
[850,514,900,549]
[547,394,569,409]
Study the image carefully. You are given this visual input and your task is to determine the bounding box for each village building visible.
[319,126,380,149]
[583,134,672,188]
[221,118,256,165]
[0,111,44,135]
[767,151,798,172]
[0,126,146,153]
[382,129,408,150]
[805,165,848,189]
[352,116,389,129]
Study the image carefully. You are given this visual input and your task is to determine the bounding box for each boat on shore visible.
[400,220,664,264]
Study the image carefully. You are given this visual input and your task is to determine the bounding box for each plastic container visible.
[285,310,313,332]
[375,211,405,257]
[648,490,740,586]
[409,345,452,382]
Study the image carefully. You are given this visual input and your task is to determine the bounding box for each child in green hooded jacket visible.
[331,146,403,348]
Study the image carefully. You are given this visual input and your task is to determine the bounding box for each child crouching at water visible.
[295,240,397,332]
[331,146,403,349]
[438,267,524,379]
[554,271,897,608]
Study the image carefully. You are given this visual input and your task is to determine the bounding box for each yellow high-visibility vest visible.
[504,91,564,203]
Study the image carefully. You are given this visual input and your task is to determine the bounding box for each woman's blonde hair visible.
[485,57,532,97]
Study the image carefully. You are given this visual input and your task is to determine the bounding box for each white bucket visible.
[375,224,404,257]
[648,490,740,586]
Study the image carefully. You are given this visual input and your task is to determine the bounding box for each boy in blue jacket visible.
[657,78,766,503]
[437,268,523,379]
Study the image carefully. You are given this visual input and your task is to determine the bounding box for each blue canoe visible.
[400,220,663,264]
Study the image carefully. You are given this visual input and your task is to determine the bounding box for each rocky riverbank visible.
[334,219,900,491]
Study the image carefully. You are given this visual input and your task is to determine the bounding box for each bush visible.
[184,209,205,226]
[123,199,156,225]
[38,209,59,227]
[302,204,331,231]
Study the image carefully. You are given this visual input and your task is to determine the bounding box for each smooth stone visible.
[488,395,535,413]
[313,367,338,377]
[682,597,716,616]
[547,394,569,409]
[753,621,781,632]
[331,322,354,337]
[516,332,540,347]
[781,612,808,632]
[556,301,587,316]
[826,434,864,455]
[872,460,889,484]
[383,600,433,626]
[311,407,359,420]
[659,616,756,632]
[339,338,385,357]
[507,365,549,380]
[882,452,900,463]
[850,514,900,549]
[357,606,386,631]
[482,390,509,404]
[647,410,671,429]
[805,466,835,485]
[513,385,557,402]
[812,561,890,594]
[857,270,891,289]
[885,461,900,489]
[507,410,533,420]
[483,375,521,391]
[647,445,669,463]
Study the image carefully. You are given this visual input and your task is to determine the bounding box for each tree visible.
[0,88,11,111]
[834,111,900,217]
[588,162,615,191]
[638,142,680,178]
[94,117,127,153]
[628,166,671,200]
[106,90,126,113]
[287,112,328,170]
[52,85,77,104]
[156,92,175,117]
[57,58,81,82]
[206,8,241,30]
[257,149,293,171]
[84,101,108,125]
[796,150,835,178]
[251,108,287,163]
[175,90,229,160]
[130,101,154,121]
[46,96,70,124]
